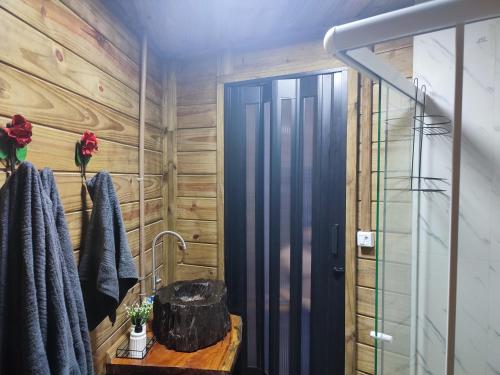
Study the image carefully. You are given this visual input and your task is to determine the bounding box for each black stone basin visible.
[152,279,231,352]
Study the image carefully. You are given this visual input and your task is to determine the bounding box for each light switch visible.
[357,231,375,247]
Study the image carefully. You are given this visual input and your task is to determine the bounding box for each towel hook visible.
[0,114,32,174]
[75,130,99,182]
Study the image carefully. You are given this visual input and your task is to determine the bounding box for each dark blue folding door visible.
[224,71,347,375]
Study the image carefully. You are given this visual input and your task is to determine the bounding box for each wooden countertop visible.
[106,315,242,375]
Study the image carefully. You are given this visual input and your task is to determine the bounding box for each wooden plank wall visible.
[0,0,165,373]
[174,58,220,280]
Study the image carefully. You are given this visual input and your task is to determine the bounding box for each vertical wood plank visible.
[345,69,359,375]
[161,64,168,284]
[166,62,178,284]
[360,76,373,231]
[216,82,225,280]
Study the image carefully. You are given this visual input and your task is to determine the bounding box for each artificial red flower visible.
[80,130,98,157]
[3,114,32,147]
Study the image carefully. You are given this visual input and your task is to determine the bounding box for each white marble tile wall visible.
[412,18,500,375]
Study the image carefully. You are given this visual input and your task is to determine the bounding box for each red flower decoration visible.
[80,130,98,157]
[3,114,32,148]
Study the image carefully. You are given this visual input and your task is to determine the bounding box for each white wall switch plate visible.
[357,231,375,247]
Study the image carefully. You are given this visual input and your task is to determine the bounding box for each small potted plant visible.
[125,299,153,358]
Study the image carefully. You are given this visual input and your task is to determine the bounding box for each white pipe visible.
[445,23,464,375]
[138,34,147,298]
[323,0,500,102]
[324,0,500,56]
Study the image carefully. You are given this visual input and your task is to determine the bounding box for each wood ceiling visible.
[105,0,414,58]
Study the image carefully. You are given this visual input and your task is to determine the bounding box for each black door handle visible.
[331,224,339,257]
[333,266,345,274]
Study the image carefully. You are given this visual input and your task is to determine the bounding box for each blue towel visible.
[79,171,138,331]
[0,162,93,374]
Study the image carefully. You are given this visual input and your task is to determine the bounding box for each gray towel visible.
[40,168,93,374]
[0,162,92,374]
[79,171,138,331]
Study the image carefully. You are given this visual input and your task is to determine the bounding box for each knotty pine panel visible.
[0,66,161,150]
[176,264,217,281]
[56,174,162,213]
[177,175,217,197]
[0,120,162,175]
[27,124,161,175]
[176,219,217,244]
[0,172,162,211]
[0,0,162,104]
[177,151,216,175]
[59,0,141,64]
[176,58,218,83]
[177,127,217,152]
[176,242,218,267]
[126,221,164,258]
[177,197,217,221]
[357,286,376,318]
[0,8,160,123]
[357,343,375,374]
[218,40,344,83]
[177,79,217,107]
[177,104,217,129]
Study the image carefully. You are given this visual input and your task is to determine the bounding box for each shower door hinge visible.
[370,331,393,343]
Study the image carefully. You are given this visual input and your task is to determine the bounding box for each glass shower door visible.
[375,80,417,375]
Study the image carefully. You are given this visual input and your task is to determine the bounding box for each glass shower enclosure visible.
[375,19,500,375]
[374,77,452,375]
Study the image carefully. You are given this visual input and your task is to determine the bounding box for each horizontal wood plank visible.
[357,343,374,375]
[177,197,217,221]
[59,0,140,64]
[0,0,162,104]
[0,64,161,150]
[357,286,375,318]
[177,175,217,197]
[0,8,160,123]
[177,127,217,151]
[0,120,162,175]
[177,151,216,175]
[177,242,217,267]
[176,264,217,281]
[176,220,217,244]
[357,258,376,289]
[177,78,216,107]
[177,104,217,129]
[127,220,164,258]
[56,174,161,213]
[218,40,344,83]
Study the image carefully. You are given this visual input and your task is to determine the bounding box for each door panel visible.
[225,71,347,375]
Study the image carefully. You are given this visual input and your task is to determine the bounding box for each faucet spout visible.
[151,230,187,295]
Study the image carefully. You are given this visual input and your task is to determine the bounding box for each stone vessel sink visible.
[152,279,230,352]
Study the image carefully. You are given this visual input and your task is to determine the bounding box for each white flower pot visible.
[129,324,147,359]
[130,323,147,334]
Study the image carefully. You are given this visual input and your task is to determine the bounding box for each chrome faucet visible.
[151,231,187,295]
